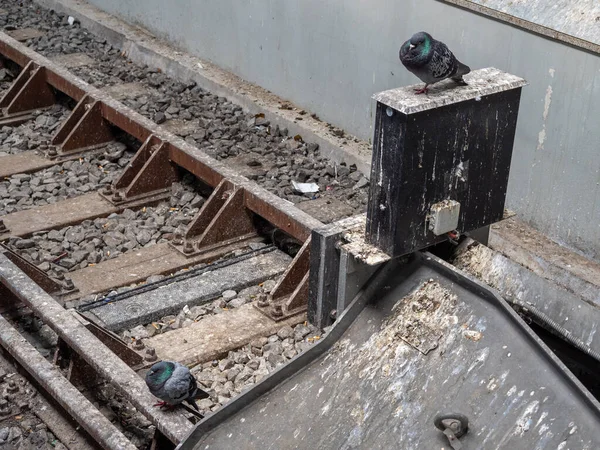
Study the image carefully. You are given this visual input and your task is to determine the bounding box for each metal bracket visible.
[256,237,310,321]
[0,61,55,126]
[0,244,64,297]
[51,94,115,156]
[171,179,258,257]
[101,135,179,206]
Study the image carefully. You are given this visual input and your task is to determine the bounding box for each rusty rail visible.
[0,253,193,444]
[0,314,136,450]
[0,31,322,242]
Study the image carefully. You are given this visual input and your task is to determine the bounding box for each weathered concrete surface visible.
[489,217,600,308]
[40,0,600,261]
[0,192,116,238]
[373,67,527,114]
[0,153,55,178]
[186,257,600,449]
[87,250,291,330]
[454,242,600,355]
[148,303,305,367]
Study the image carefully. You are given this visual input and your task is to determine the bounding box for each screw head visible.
[102,185,114,195]
[0,219,5,231]
[172,234,183,245]
[329,309,337,320]
[47,148,58,156]
[7,380,18,393]
[111,191,123,202]
[132,339,145,350]
[183,241,194,254]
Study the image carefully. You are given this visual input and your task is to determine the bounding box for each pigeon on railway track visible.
[399,31,470,94]
[145,360,209,411]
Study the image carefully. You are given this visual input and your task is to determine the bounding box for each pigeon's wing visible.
[429,41,458,80]
[164,375,192,404]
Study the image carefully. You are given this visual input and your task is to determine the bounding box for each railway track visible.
[0,2,366,448]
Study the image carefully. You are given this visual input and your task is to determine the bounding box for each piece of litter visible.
[67,16,75,26]
[197,62,204,70]
[292,181,319,194]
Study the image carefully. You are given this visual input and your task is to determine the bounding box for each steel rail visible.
[0,253,193,444]
[0,31,323,242]
[0,313,137,450]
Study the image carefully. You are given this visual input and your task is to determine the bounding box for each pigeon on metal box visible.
[399,31,470,94]
[145,360,209,411]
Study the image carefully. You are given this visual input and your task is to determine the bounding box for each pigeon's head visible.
[407,32,432,56]
[146,360,175,386]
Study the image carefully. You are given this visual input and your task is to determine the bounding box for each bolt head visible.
[183,242,194,254]
[271,304,283,317]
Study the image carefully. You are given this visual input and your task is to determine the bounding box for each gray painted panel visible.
[441,0,600,46]
[85,0,600,260]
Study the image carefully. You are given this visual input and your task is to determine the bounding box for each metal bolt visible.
[172,234,183,246]
[183,241,194,254]
[54,272,65,281]
[271,304,283,318]
[63,279,75,291]
[257,293,269,307]
[144,347,157,362]
[132,339,145,351]
[102,185,114,195]
[111,191,123,202]
[47,147,57,157]
[0,219,5,232]
[329,309,338,320]
[18,401,29,412]
[7,381,18,393]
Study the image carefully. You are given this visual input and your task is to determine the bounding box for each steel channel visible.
[0,31,323,242]
[0,254,193,444]
[0,314,136,450]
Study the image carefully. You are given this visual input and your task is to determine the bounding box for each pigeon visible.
[145,360,209,411]
[399,31,470,95]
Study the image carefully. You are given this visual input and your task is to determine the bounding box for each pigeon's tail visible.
[452,60,470,85]
[185,398,200,411]
[456,60,470,76]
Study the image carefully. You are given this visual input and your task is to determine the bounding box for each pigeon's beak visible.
[409,44,415,50]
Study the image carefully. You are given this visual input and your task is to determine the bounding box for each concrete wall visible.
[85,0,600,260]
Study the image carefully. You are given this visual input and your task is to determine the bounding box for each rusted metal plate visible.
[0,153,54,178]
[0,314,136,450]
[66,239,265,299]
[0,192,117,238]
[0,255,194,444]
[147,303,305,367]
[5,28,45,42]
